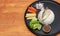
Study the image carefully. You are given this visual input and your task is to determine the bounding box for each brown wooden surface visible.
[0,0,60,36]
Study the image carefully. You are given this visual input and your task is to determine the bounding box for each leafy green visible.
[30,17,42,30]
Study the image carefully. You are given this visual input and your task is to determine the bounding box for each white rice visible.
[38,8,55,25]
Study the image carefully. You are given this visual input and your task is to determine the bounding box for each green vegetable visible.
[30,17,42,30]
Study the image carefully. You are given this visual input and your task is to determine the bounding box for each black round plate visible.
[24,1,60,36]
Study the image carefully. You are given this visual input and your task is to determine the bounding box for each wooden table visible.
[0,0,60,36]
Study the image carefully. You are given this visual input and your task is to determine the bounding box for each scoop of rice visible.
[38,8,55,25]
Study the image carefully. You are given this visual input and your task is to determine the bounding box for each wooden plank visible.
[0,0,59,36]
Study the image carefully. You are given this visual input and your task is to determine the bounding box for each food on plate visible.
[42,7,51,21]
[26,13,36,19]
[27,17,35,19]
[30,17,42,30]
[42,25,51,33]
[36,3,44,9]
[28,7,37,13]
[38,7,55,25]
[26,13,36,17]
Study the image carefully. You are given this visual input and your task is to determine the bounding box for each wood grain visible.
[0,0,60,36]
